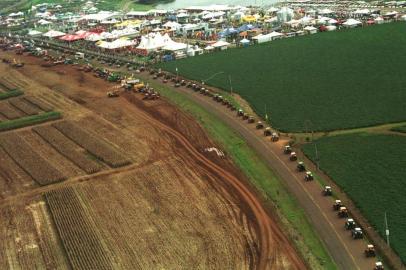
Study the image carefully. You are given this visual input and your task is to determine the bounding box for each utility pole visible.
[385,212,390,246]
[228,75,233,95]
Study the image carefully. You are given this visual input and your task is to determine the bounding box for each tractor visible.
[333,199,342,211]
[374,262,384,270]
[338,207,349,218]
[174,82,181,87]
[365,245,376,257]
[237,109,244,117]
[290,152,297,161]
[222,99,230,106]
[107,90,119,98]
[305,171,314,181]
[107,73,120,82]
[323,186,332,196]
[284,145,292,154]
[352,227,363,239]
[271,132,279,142]
[248,116,255,123]
[264,127,272,136]
[345,218,356,230]
[256,121,264,129]
[181,80,187,86]
[297,161,306,172]
[242,113,249,120]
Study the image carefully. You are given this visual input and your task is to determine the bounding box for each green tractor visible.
[108,73,121,82]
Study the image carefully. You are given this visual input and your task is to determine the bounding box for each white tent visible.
[86,33,104,41]
[162,40,187,51]
[304,26,318,34]
[162,21,181,30]
[38,19,51,25]
[267,7,279,13]
[253,31,283,43]
[97,38,137,50]
[43,30,65,38]
[325,25,337,31]
[318,8,334,15]
[343,18,362,27]
[353,9,370,15]
[204,45,215,51]
[374,17,384,24]
[240,38,250,44]
[211,40,230,49]
[28,30,42,36]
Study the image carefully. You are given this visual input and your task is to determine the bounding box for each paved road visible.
[145,78,377,270]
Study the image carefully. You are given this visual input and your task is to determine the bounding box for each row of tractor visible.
[285,144,384,269]
[133,68,388,269]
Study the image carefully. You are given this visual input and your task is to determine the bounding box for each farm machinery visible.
[264,127,272,136]
[107,90,120,98]
[108,73,121,82]
[305,171,314,181]
[338,207,349,218]
[11,58,24,68]
[289,152,297,161]
[351,227,363,239]
[374,262,384,270]
[323,186,332,196]
[271,132,279,142]
[345,218,356,229]
[284,145,292,154]
[365,245,376,257]
[297,161,306,172]
[333,199,342,210]
[256,121,264,129]
[248,116,255,123]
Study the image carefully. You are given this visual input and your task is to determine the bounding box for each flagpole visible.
[385,212,390,246]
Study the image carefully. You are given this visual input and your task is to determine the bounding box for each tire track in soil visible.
[123,93,306,270]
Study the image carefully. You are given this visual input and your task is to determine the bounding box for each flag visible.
[176,67,178,72]
[265,113,269,122]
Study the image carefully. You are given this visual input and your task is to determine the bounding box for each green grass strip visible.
[391,125,406,133]
[0,111,62,131]
[147,81,337,270]
[0,89,24,100]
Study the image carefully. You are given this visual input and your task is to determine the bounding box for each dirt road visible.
[141,75,377,270]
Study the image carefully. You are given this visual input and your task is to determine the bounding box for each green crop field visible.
[159,22,406,133]
[302,133,406,263]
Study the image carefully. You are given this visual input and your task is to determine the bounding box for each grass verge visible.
[391,125,406,133]
[0,89,24,100]
[0,111,62,131]
[148,80,337,269]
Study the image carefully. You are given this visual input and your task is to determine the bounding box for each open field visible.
[0,51,306,269]
[159,22,406,132]
[302,133,406,263]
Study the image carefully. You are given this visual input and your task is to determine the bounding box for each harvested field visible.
[0,133,66,186]
[0,198,70,269]
[9,97,41,115]
[0,101,24,119]
[46,187,114,270]
[53,121,132,168]
[33,125,103,174]
[23,96,53,112]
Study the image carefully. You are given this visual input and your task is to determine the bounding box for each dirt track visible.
[0,52,306,269]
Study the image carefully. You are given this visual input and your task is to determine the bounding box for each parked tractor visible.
[323,186,332,196]
[108,73,120,82]
[284,145,292,154]
[271,132,279,142]
[305,171,314,181]
[290,152,297,161]
[365,245,376,257]
[237,109,244,117]
[338,207,349,218]
[242,113,249,120]
[374,262,384,270]
[248,116,255,123]
[297,161,306,172]
[107,90,119,98]
[256,121,264,129]
[264,127,272,136]
[333,199,342,211]
[352,227,363,239]
[345,218,356,229]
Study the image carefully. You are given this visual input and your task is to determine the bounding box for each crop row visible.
[0,89,24,100]
[0,133,66,185]
[53,121,131,168]
[9,97,41,115]
[33,125,103,174]
[45,187,114,270]
[0,111,62,132]
[0,102,24,119]
[23,96,53,112]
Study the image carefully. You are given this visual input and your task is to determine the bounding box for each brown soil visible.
[0,51,306,269]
